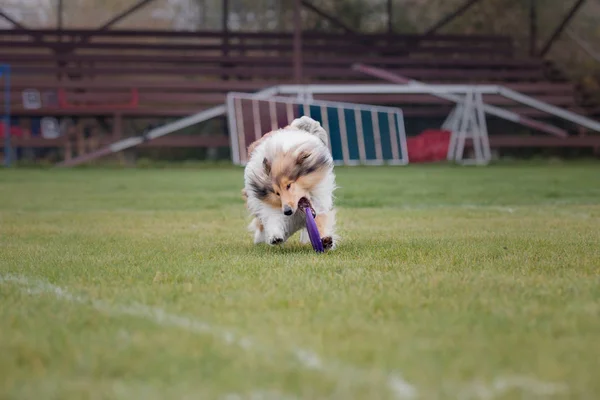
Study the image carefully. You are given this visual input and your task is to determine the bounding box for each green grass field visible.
[1,163,599,400]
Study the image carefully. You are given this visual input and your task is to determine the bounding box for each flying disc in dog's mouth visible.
[298,196,324,253]
[298,197,316,218]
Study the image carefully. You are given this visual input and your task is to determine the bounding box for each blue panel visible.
[297,104,345,163]
[377,111,394,160]
[308,105,321,121]
[343,109,359,161]
[326,107,344,162]
[293,103,406,164]
[360,110,377,161]
[394,113,404,160]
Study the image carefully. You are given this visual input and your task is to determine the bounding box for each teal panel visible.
[326,107,344,162]
[394,113,405,160]
[297,105,344,162]
[360,110,377,161]
[377,111,394,160]
[343,109,360,161]
[294,104,406,164]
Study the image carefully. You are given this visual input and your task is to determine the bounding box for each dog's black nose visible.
[283,206,293,216]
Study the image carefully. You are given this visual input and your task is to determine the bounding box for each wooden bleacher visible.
[1,29,598,162]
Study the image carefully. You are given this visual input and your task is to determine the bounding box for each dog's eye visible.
[286,183,291,190]
[275,192,280,196]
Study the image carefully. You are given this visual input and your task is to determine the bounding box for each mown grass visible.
[0,162,599,400]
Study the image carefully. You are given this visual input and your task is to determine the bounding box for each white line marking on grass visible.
[1,274,417,399]
[398,202,599,219]
[2,274,255,349]
[387,374,418,399]
[459,376,568,399]
[293,349,323,370]
[397,204,516,214]
[222,390,299,400]
[493,376,568,396]
[460,205,516,214]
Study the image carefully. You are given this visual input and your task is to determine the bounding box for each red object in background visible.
[407,129,452,163]
[0,125,26,138]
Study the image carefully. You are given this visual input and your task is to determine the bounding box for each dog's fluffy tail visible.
[290,116,328,147]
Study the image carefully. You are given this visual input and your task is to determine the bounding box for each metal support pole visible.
[52,0,158,54]
[301,0,355,33]
[539,0,586,57]
[445,104,462,161]
[222,0,229,48]
[0,9,46,44]
[57,0,63,30]
[293,0,303,84]
[475,91,491,162]
[455,91,472,162]
[387,0,393,33]
[0,9,28,29]
[566,28,600,63]
[96,0,157,31]
[424,0,483,35]
[529,0,537,56]
[221,0,229,80]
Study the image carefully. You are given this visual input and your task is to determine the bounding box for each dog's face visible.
[271,174,308,216]
[264,146,331,216]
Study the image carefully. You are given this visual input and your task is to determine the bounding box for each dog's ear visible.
[263,157,271,174]
[296,151,310,164]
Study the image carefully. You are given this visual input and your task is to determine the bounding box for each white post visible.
[475,91,492,163]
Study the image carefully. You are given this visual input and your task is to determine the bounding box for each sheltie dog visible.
[242,116,337,250]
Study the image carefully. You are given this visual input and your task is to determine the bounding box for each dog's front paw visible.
[268,236,284,246]
[321,236,334,251]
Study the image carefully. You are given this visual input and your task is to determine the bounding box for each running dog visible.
[242,116,337,250]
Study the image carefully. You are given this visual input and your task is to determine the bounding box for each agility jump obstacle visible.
[226,92,408,166]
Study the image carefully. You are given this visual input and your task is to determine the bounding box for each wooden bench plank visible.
[2,53,542,69]
[0,41,513,56]
[11,65,545,81]
[486,135,600,148]
[8,107,206,117]
[0,28,513,43]
[9,92,576,108]
[6,105,586,119]
[8,79,574,95]
[11,135,229,148]
[315,94,576,107]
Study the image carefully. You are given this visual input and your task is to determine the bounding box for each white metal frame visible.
[352,63,569,138]
[275,84,600,133]
[226,92,409,166]
[442,90,491,165]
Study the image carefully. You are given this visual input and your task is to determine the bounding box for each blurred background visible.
[1,0,599,166]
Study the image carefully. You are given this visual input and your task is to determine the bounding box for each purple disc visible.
[304,207,324,253]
